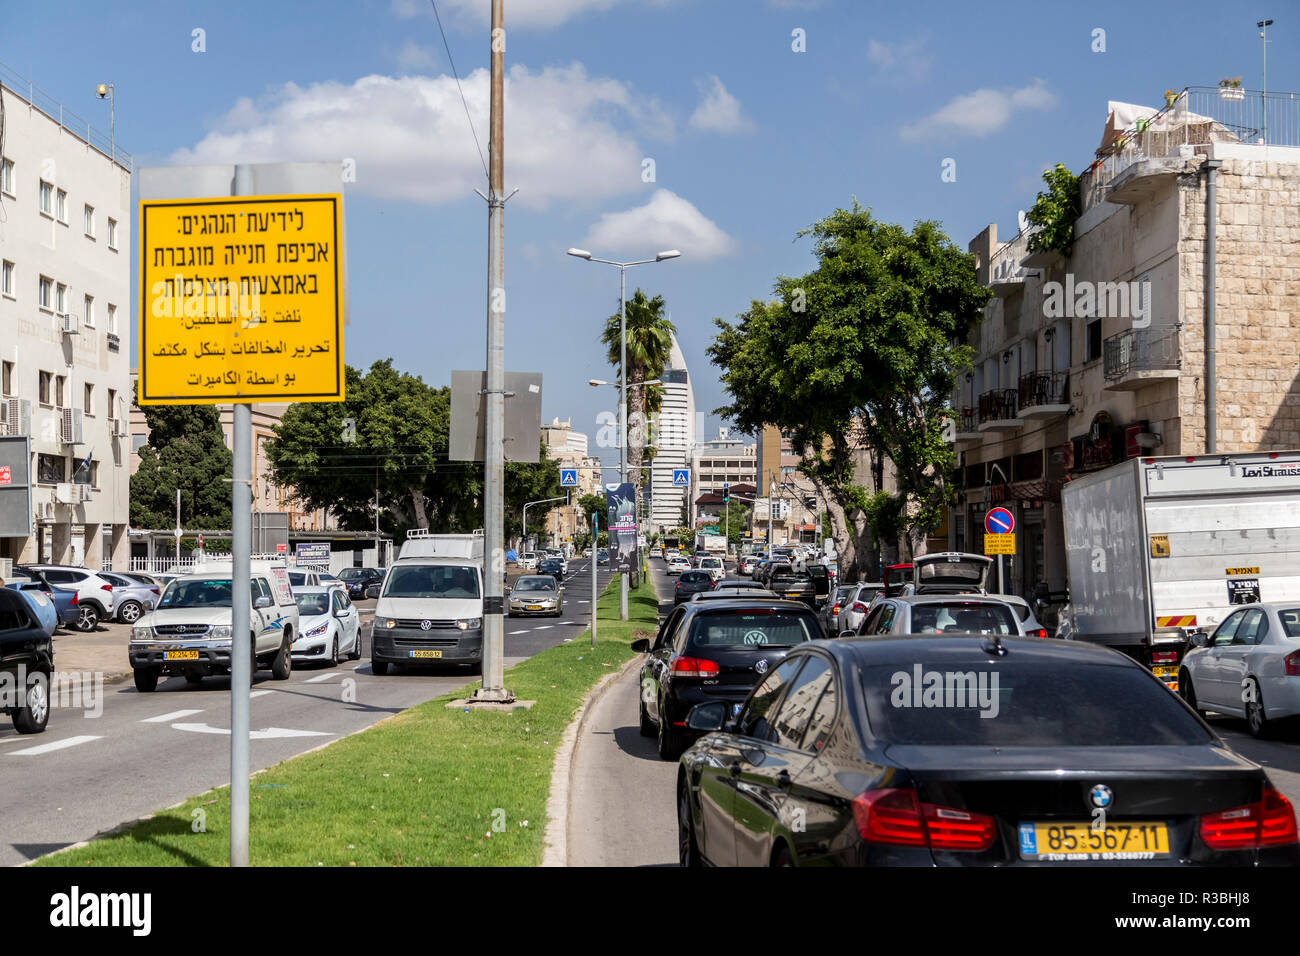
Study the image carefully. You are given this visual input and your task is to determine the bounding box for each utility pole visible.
[175,488,181,563]
[590,511,598,647]
[1258,18,1273,144]
[475,0,511,702]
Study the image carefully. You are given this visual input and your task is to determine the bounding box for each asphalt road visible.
[0,559,613,867]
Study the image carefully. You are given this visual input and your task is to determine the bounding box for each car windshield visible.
[688,608,817,648]
[908,602,1019,635]
[295,593,331,616]
[514,578,555,592]
[159,579,234,608]
[383,565,480,599]
[860,662,1212,746]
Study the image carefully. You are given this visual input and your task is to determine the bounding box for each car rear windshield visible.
[771,569,812,586]
[687,608,817,648]
[159,579,234,608]
[860,662,1212,747]
[295,592,331,616]
[908,602,1019,635]
[383,565,480,599]
[681,571,712,583]
[917,558,984,586]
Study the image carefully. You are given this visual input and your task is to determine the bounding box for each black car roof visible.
[819,635,1137,670]
[678,598,814,616]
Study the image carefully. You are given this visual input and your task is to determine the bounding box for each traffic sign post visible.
[672,468,689,487]
[559,468,578,487]
[984,508,1016,594]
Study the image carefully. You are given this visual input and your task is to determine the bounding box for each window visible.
[107,303,117,333]
[107,387,117,420]
[1085,318,1102,362]
[55,374,65,408]
[1234,608,1268,646]
[73,458,97,487]
[83,383,93,414]
[107,218,118,249]
[38,370,52,406]
[1212,611,1243,647]
[801,671,839,752]
[83,294,94,327]
[39,181,52,215]
[1,260,11,297]
[771,656,832,749]
[0,158,12,196]
[84,204,94,237]
[55,188,67,222]
[37,453,65,484]
[739,656,806,741]
[55,283,66,315]
[38,276,52,310]
[1,361,12,397]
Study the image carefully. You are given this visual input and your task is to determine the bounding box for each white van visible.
[371,532,484,675]
[128,561,300,692]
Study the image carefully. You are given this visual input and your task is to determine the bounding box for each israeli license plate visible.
[409,649,443,659]
[1152,665,1178,678]
[527,605,543,611]
[1018,821,1170,860]
[165,650,200,660]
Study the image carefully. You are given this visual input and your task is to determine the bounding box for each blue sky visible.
[5,0,1294,475]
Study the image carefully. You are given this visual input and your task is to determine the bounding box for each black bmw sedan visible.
[676,636,1299,867]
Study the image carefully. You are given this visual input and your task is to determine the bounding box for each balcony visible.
[1104,326,1180,391]
[1017,371,1070,419]
[987,229,1033,298]
[954,406,980,444]
[978,389,1022,432]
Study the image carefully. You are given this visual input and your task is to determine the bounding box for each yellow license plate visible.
[409,649,443,659]
[527,605,543,610]
[165,650,200,660]
[1152,665,1178,678]
[1020,822,1170,860]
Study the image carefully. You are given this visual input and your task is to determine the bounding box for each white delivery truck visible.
[370,530,484,675]
[1061,451,1300,691]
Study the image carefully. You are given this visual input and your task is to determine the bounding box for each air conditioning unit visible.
[7,398,31,436]
[38,501,53,519]
[115,415,129,438]
[55,482,77,504]
[0,558,10,579]
[76,483,94,503]
[61,313,79,334]
[61,407,84,445]
[0,401,7,436]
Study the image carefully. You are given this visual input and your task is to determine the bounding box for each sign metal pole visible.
[591,511,598,647]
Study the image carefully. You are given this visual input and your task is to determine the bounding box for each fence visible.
[0,59,133,171]
[1103,326,1180,381]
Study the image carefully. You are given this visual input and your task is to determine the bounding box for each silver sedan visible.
[507,576,564,617]
[1180,603,1300,738]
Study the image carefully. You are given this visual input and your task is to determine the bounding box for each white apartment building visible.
[541,417,600,545]
[688,429,756,525]
[649,332,696,531]
[0,71,132,570]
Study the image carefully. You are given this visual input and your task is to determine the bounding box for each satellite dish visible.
[1017,210,1029,234]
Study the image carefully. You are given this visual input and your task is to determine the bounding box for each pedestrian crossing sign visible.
[560,469,578,487]
[672,469,689,486]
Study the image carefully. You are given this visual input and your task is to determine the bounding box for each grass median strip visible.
[37,576,658,867]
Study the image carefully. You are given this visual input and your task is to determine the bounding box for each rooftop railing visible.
[0,59,132,172]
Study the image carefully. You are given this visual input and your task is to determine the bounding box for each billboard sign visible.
[606,482,640,585]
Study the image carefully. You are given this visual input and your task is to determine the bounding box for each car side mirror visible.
[1190,630,1209,648]
[334,608,347,618]
[630,638,649,653]
[838,628,856,639]
[254,595,272,608]
[687,701,728,732]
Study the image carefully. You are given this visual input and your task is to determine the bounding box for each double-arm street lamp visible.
[569,247,680,619]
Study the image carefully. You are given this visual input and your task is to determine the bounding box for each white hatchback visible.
[666,556,691,575]
[699,557,725,582]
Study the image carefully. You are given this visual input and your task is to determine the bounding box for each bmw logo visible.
[420,620,433,631]
[754,659,769,675]
[1088,784,1113,810]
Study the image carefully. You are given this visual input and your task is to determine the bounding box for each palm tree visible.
[601,289,675,493]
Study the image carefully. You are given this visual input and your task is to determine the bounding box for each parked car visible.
[519,552,539,571]
[634,597,821,759]
[291,586,361,665]
[667,555,691,575]
[1180,603,1300,739]
[677,636,1300,866]
[507,575,564,617]
[7,580,57,637]
[5,579,79,631]
[673,570,715,605]
[98,571,160,624]
[122,572,165,590]
[338,567,384,600]
[0,587,53,733]
[845,595,1025,638]
[23,565,117,631]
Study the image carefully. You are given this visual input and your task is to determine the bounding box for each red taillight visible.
[850,602,870,614]
[151,588,160,595]
[1286,651,1300,677]
[70,592,79,605]
[1200,788,1298,850]
[101,584,113,591]
[670,656,720,678]
[851,788,996,851]
[831,603,841,614]
[1029,628,1047,639]
[1151,649,1178,664]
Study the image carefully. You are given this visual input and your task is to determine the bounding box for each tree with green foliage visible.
[576,492,607,529]
[601,289,675,494]
[1025,163,1082,257]
[130,386,233,530]
[709,202,989,576]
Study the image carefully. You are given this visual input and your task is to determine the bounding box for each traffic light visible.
[723,483,729,503]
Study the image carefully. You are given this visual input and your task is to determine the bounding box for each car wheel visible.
[1245,678,1272,739]
[76,605,99,631]
[347,629,362,661]
[1179,671,1206,718]
[271,635,293,680]
[328,635,339,667]
[639,695,655,737]
[372,661,389,676]
[117,600,143,624]
[657,695,683,760]
[678,778,702,868]
[12,670,50,734]
[133,668,160,693]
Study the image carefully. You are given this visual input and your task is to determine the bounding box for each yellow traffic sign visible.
[983,533,1016,555]
[138,194,345,404]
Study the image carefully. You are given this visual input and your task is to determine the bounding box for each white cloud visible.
[392,0,678,29]
[395,40,437,71]
[170,64,673,210]
[900,79,1056,141]
[581,189,735,261]
[688,75,754,135]
[866,38,931,83]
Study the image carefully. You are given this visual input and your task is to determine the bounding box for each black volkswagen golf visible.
[633,598,821,760]
[676,636,1299,867]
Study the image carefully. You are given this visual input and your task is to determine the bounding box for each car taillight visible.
[670,656,720,678]
[850,602,870,614]
[1028,628,1047,639]
[851,788,996,851]
[1151,649,1178,664]
[832,603,841,614]
[1286,651,1300,677]
[70,592,79,605]
[101,584,113,591]
[1200,788,1298,850]
[151,588,160,595]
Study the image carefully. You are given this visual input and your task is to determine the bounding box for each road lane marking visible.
[141,709,204,723]
[508,629,530,635]
[171,722,333,739]
[249,690,275,699]
[534,625,554,630]
[303,672,341,683]
[8,735,103,755]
